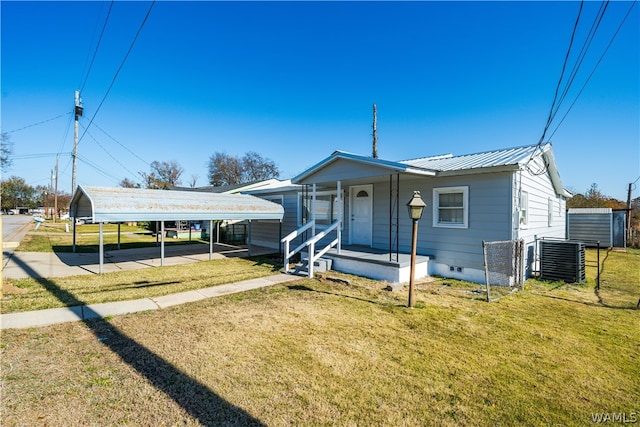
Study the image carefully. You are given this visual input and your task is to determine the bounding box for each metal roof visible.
[567,208,613,214]
[401,144,546,171]
[292,150,436,184]
[69,186,284,223]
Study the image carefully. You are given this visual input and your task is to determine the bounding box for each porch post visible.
[337,180,342,254]
[312,183,317,237]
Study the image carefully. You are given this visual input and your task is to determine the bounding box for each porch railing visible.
[281,219,340,277]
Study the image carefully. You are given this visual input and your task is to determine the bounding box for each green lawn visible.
[1,249,638,425]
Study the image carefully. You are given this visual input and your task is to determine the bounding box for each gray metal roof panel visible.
[401,144,544,171]
[70,186,284,223]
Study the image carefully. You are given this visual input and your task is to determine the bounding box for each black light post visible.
[406,191,426,308]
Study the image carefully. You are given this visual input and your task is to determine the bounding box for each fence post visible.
[596,241,600,290]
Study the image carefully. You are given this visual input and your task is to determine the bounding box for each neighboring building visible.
[245,143,569,284]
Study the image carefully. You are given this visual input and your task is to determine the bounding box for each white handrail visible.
[282,219,341,277]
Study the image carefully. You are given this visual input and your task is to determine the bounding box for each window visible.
[519,191,528,226]
[433,186,468,228]
[548,197,554,226]
[299,191,343,227]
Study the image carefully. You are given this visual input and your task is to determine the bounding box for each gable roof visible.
[292,143,569,198]
[69,186,284,223]
[292,151,436,185]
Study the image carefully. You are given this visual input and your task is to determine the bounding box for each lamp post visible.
[406,191,426,308]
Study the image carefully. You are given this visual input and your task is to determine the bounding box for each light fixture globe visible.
[406,191,426,221]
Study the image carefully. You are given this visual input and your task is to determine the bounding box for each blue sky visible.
[2,1,638,200]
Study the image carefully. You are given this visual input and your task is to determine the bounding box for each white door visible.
[350,185,373,246]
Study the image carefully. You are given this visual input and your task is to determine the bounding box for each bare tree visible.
[188,174,199,188]
[208,152,243,186]
[119,177,140,188]
[241,151,279,182]
[1,132,14,172]
[208,151,279,186]
[140,160,184,189]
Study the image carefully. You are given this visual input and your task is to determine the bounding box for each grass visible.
[17,221,209,253]
[1,256,281,313]
[1,249,638,425]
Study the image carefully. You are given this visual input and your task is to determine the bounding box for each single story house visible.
[242,143,570,284]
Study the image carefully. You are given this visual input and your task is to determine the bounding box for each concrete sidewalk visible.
[2,243,271,279]
[1,273,300,329]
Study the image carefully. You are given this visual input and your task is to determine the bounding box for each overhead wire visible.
[79,121,141,179]
[91,121,151,167]
[548,0,638,140]
[4,111,73,134]
[77,0,156,148]
[78,1,114,93]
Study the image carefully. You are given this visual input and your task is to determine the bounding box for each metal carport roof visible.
[69,185,284,223]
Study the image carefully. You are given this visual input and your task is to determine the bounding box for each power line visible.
[77,1,156,148]
[4,111,73,134]
[79,1,115,93]
[79,121,141,179]
[548,0,638,140]
[90,121,150,166]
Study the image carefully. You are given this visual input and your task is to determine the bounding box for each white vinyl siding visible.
[433,186,468,228]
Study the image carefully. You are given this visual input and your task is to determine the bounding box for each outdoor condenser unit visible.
[539,240,586,283]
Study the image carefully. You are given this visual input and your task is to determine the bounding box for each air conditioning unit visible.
[540,240,585,283]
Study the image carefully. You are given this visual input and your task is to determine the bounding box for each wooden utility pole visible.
[372,103,378,158]
[71,90,83,194]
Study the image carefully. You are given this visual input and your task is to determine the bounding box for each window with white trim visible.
[433,186,468,228]
[548,197,554,226]
[519,191,528,226]
[299,191,343,227]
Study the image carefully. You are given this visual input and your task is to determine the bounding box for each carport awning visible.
[69,185,284,223]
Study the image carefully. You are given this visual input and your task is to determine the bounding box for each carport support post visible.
[248,220,252,256]
[99,222,104,274]
[337,180,342,254]
[72,219,77,253]
[160,221,165,267]
[117,223,121,250]
[209,220,214,260]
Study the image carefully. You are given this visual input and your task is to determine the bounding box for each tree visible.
[139,160,183,189]
[567,183,625,209]
[207,151,279,186]
[119,177,140,188]
[1,132,14,172]
[1,176,36,210]
[241,151,279,183]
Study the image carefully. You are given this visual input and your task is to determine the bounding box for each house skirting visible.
[322,248,430,283]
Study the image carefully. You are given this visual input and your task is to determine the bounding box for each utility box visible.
[540,240,585,283]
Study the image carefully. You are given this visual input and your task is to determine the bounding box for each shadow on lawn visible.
[8,254,265,426]
[287,284,403,308]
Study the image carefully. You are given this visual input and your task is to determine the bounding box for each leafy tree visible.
[1,132,14,172]
[1,176,36,210]
[567,183,625,209]
[207,151,279,186]
[139,160,183,189]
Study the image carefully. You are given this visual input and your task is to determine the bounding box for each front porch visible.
[321,245,430,283]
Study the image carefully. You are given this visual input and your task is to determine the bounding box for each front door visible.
[350,184,373,246]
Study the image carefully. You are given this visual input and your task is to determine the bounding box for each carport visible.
[69,186,284,273]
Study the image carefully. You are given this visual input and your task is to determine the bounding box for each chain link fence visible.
[482,239,525,302]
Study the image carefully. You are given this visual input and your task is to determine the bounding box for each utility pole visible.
[71,90,83,195]
[372,103,378,159]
